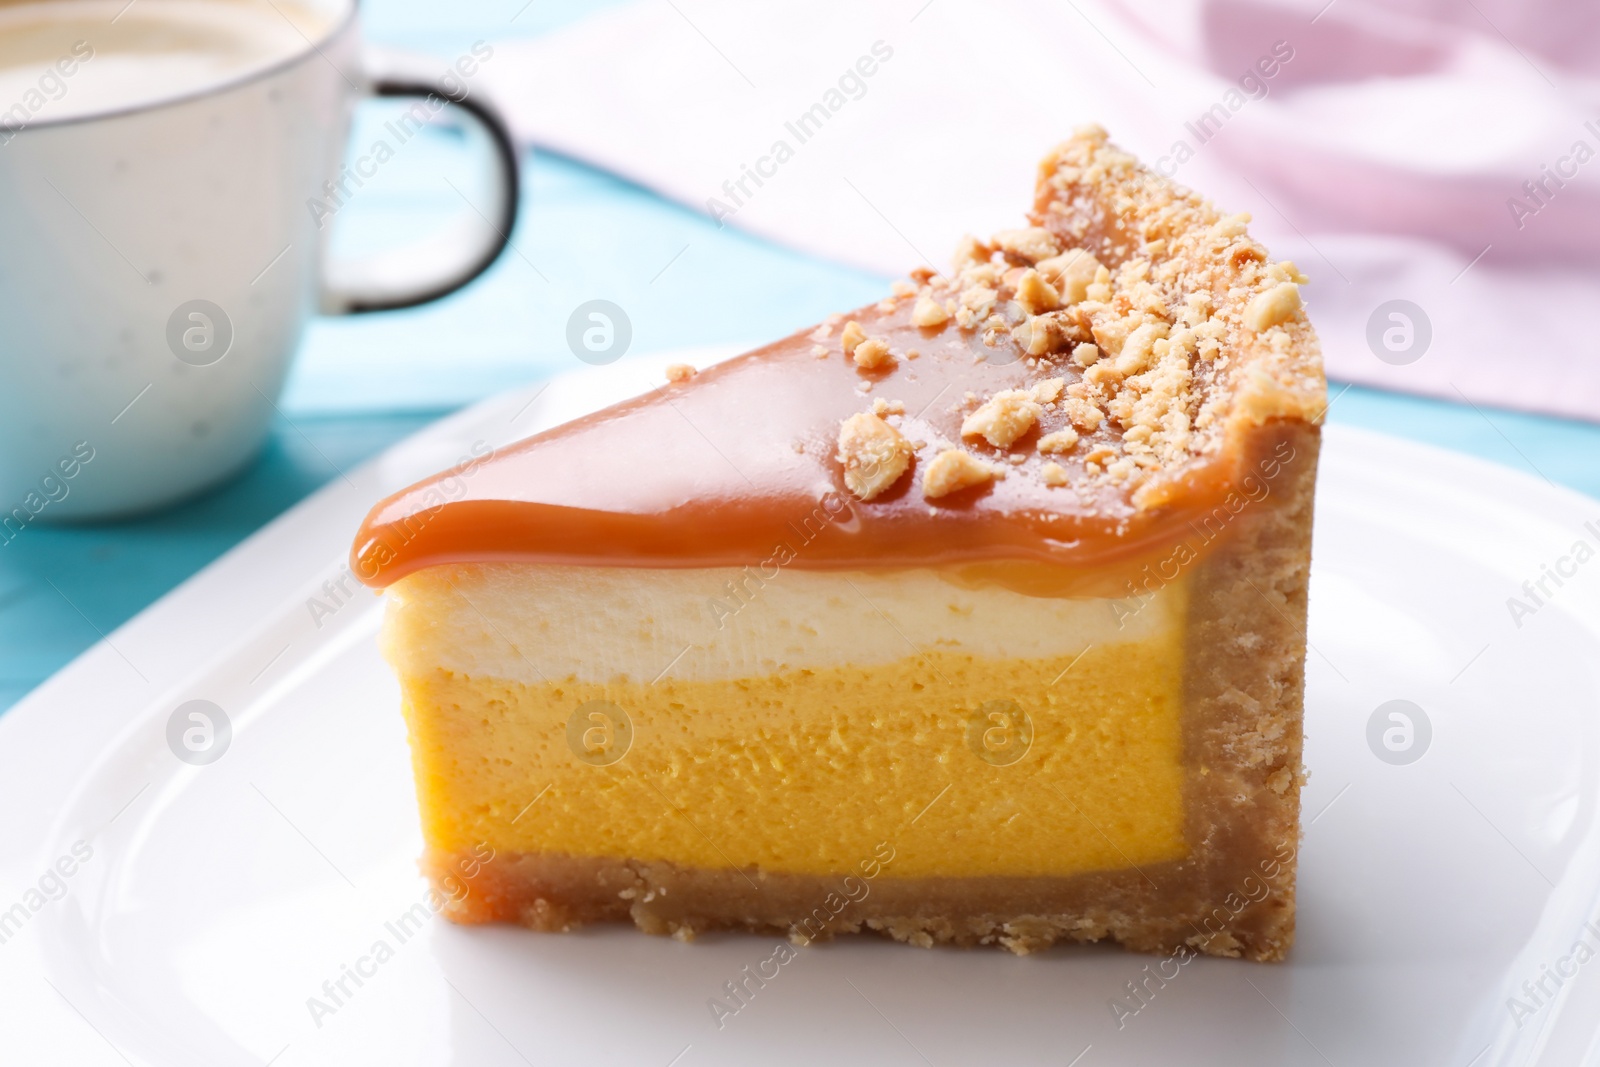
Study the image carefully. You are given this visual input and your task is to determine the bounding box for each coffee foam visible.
[0,0,336,128]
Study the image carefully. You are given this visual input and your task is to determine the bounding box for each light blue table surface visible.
[2,0,1597,714]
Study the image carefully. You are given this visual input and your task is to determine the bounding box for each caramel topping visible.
[351,128,1324,588]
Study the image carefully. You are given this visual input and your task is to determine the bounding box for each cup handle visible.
[319,48,521,314]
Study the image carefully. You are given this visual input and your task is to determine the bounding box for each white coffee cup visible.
[0,0,519,522]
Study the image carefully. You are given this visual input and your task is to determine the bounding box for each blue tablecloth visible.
[3,0,1597,713]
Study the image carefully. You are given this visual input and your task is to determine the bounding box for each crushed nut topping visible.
[1012,309,1089,357]
[800,128,1324,512]
[959,285,998,314]
[961,389,1041,448]
[665,363,695,383]
[1243,282,1302,332]
[841,320,866,356]
[837,413,913,501]
[952,234,992,269]
[1031,377,1067,404]
[1037,429,1080,453]
[1040,461,1071,487]
[922,448,996,499]
[1062,396,1105,431]
[853,337,894,370]
[1014,269,1061,315]
[993,227,1062,264]
[1210,212,1250,240]
[1035,249,1102,305]
[911,295,951,328]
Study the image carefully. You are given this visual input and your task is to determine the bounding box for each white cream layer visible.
[381,562,1183,685]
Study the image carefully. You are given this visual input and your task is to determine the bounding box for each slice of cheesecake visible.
[352,126,1324,960]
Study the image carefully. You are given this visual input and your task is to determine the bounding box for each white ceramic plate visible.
[3,351,1599,1067]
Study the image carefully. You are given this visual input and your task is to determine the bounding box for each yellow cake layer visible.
[398,634,1190,880]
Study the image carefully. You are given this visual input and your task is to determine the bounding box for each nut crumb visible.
[1244,282,1301,332]
[1071,342,1100,367]
[1041,461,1070,487]
[959,284,998,313]
[841,320,867,356]
[853,337,894,370]
[911,296,950,328]
[665,363,695,383]
[872,397,906,416]
[952,234,992,269]
[1011,308,1088,357]
[993,227,1062,264]
[961,389,1041,448]
[1037,429,1080,453]
[1062,397,1104,431]
[811,344,828,358]
[1035,249,1102,305]
[922,449,996,499]
[837,413,913,501]
[1014,269,1061,315]
[1031,377,1067,404]
[1211,212,1251,240]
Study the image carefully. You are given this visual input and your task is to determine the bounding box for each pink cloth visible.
[484,0,1600,420]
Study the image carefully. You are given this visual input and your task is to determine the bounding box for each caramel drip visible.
[351,298,1243,590]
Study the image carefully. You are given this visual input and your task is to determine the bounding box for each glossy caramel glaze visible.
[355,125,1332,591]
[352,296,1266,590]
